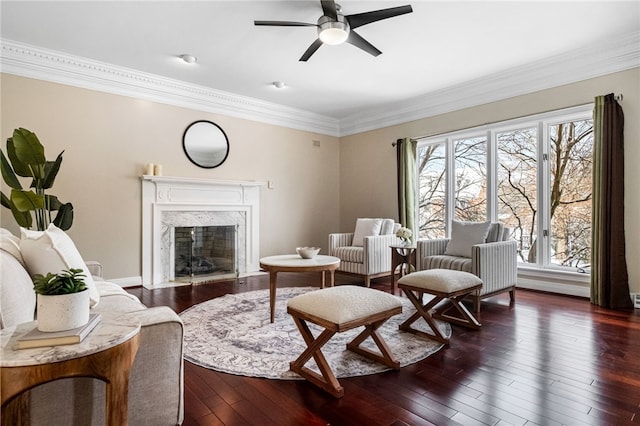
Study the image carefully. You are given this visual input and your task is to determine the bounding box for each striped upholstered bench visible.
[287,285,402,397]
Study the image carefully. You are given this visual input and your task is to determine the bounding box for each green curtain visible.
[396,138,417,241]
[590,94,632,309]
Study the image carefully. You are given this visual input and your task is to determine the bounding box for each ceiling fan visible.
[254,1,413,61]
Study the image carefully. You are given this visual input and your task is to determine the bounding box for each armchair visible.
[416,222,517,313]
[328,218,401,287]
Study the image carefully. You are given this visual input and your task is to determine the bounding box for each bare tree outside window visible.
[454,137,487,222]
[416,109,593,273]
[417,143,446,239]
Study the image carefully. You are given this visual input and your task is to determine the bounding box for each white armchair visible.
[328,218,401,287]
[416,222,517,313]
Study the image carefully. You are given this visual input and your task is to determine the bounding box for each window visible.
[417,105,593,273]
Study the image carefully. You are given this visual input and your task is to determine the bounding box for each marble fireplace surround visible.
[142,176,263,289]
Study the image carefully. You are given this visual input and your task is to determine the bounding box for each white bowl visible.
[296,247,320,259]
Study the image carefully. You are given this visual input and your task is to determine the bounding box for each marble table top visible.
[1,319,140,367]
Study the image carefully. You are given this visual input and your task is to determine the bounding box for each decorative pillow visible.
[444,221,491,258]
[380,219,395,235]
[20,224,100,307]
[352,218,383,246]
[0,228,24,266]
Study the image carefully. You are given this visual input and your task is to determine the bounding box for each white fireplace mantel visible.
[141,176,265,288]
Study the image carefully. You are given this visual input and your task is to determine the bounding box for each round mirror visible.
[182,120,229,168]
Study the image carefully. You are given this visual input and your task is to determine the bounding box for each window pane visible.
[417,143,446,239]
[497,128,537,264]
[549,120,593,268]
[454,137,487,221]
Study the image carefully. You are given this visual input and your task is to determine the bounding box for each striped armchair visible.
[329,218,401,287]
[416,222,517,313]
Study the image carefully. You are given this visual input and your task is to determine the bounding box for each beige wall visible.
[2,69,638,293]
[0,74,341,281]
[339,68,640,293]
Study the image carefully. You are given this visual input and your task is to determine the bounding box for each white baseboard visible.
[106,276,142,288]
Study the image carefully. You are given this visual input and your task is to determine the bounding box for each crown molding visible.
[338,31,640,136]
[0,39,341,137]
[2,32,638,138]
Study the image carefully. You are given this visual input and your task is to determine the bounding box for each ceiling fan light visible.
[319,27,348,45]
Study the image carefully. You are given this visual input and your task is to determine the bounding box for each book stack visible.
[18,313,102,349]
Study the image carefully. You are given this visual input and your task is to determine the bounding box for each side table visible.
[390,245,417,294]
[1,319,141,426]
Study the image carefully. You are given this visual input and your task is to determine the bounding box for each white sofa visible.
[0,228,184,425]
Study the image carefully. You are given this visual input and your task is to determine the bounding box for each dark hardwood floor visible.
[127,273,640,426]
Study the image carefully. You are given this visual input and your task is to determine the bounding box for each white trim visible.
[105,276,142,289]
[0,39,340,137]
[339,31,640,136]
[2,32,638,137]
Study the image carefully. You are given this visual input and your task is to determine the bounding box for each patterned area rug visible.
[180,287,451,380]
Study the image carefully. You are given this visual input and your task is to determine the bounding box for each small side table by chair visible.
[390,244,416,294]
[1,319,141,426]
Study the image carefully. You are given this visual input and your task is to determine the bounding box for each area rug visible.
[180,287,451,380]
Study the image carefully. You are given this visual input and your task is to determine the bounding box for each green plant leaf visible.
[0,150,23,190]
[11,189,44,211]
[12,128,46,176]
[42,152,63,189]
[6,138,31,178]
[33,268,87,295]
[1,191,32,227]
[53,203,74,231]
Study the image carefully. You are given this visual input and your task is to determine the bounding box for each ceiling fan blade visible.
[320,0,338,20]
[299,38,324,62]
[254,20,317,27]
[346,30,382,57]
[346,5,413,29]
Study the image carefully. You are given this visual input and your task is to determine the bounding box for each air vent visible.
[633,293,640,309]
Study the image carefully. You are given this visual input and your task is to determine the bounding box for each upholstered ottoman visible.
[287,285,402,398]
[398,269,483,344]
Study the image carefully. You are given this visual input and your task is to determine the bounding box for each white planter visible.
[36,290,90,332]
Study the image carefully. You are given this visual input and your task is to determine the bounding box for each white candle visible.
[154,164,163,176]
[145,163,154,176]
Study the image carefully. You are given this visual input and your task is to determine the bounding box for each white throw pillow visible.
[444,221,491,258]
[0,228,24,266]
[352,218,383,246]
[20,224,100,307]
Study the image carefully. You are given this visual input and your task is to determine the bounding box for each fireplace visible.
[141,176,263,288]
[173,225,238,282]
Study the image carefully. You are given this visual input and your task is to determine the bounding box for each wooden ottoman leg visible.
[346,317,400,369]
[399,287,450,344]
[434,291,482,330]
[289,315,343,398]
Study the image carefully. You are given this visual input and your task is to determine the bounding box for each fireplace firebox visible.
[173,225,237,282]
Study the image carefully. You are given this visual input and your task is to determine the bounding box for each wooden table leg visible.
[269,270,278,323]
[320,271,326,289]
[329,270,335,287]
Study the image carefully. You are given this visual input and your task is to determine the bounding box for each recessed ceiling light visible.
[180,54,197,64]
[273,81,286,89]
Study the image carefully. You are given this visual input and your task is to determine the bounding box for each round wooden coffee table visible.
[259,254,340,323]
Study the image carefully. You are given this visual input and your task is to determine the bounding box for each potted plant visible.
[1,127,74,231]
[33,268,89,332]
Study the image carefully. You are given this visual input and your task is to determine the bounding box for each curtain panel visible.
[590,94,633,309]
[396,138,417,241]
